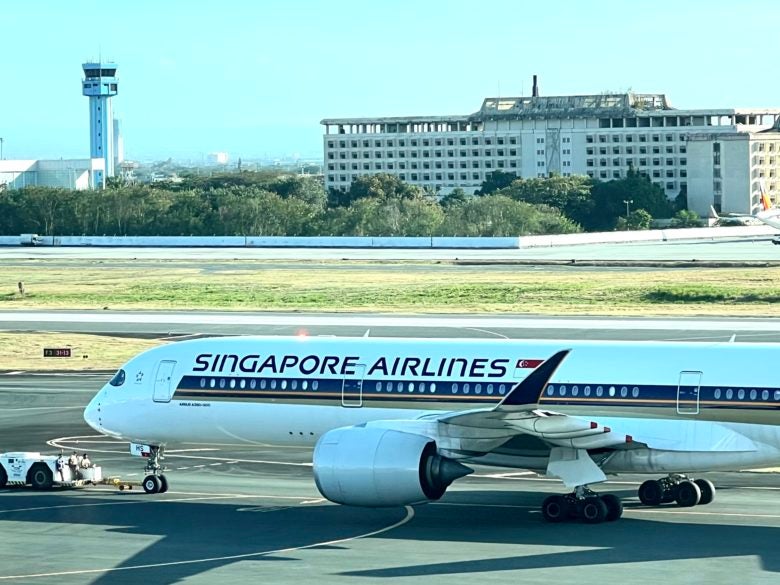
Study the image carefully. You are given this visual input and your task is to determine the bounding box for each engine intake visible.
[313,426,472,507]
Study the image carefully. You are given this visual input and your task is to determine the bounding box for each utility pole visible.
[623,199,634,230]
[0,137,4,160]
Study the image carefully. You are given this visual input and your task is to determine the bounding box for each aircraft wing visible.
[436,350,637,451]
[755,209,780,230]
[420,349,757,487]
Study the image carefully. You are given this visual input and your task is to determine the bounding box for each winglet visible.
[496,349,571,409]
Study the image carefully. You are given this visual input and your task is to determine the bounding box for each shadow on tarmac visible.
[2,487,779,584]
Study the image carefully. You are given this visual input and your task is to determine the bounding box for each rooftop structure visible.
[321,87,780,214]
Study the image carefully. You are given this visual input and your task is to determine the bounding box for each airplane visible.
[710,191,780,243]
[83,336,780,524]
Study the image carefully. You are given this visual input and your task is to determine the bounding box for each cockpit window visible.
[109,369,126,387]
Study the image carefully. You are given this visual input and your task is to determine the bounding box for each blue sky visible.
[2,0,778,161]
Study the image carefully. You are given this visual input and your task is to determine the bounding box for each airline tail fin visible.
[761,191,772,212]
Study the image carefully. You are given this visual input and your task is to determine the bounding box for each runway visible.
[1,374,780,584]
[3,310,780,343]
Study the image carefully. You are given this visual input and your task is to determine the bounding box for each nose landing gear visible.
[142,446,168,494]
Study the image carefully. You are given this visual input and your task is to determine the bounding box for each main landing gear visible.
[638,474,715,508]
[541,486,623,524]
[142,445,169,495]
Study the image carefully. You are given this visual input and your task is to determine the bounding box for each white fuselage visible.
[84,337,780,476]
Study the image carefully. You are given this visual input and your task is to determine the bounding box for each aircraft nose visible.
[84,393,102,432]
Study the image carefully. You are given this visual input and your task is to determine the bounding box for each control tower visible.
[82,62,118,185]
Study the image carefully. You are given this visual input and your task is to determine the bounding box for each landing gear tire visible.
[541,495,570,523]
[601,494,624,521]
[579,497,608,524]
[693,479,715,505]
[30,465,53,490]
[638,479,664,506]
[675,480,701,507]
[143,474,162,494]
[158,474,169,494]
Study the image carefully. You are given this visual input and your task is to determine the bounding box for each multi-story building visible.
[687,128,780,216]
[322,90,780,215]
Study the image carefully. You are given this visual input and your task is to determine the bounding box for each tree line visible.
[0,169,699,237]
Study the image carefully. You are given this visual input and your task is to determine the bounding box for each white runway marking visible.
[0,504,415,581]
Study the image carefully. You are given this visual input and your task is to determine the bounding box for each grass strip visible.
[0,332,164,371]
[1,262,780,315]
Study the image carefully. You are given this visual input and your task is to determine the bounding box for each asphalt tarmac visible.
[2,373,780,584]
[3,310,780,343]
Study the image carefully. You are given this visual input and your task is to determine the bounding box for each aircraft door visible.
[153,360,177,403]
[676,371,702,415]
[342,364,366,408]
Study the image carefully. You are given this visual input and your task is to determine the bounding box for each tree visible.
[266,176,327,209]
[496,175,594,226]
[476,170,517,196]
[589,169,673,231]
[615,209,653,231]
[674,185,688,212]
[328,173,425,207]
[439,195,581,236]
[439,187,470,208]
[670,209,704,228]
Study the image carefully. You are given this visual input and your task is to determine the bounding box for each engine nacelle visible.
[313,426,472,507]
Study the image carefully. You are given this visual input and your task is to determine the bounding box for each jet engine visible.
[313,426,472,507]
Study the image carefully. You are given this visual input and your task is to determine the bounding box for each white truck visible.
[0,452,103,489]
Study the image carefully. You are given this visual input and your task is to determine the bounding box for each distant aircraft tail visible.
[761,191,772,212]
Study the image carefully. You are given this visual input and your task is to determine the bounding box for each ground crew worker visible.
[80,454,91,468]
[56,454,66,481]
[68,451,79,479]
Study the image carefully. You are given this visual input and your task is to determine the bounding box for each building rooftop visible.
[322,92,780,126]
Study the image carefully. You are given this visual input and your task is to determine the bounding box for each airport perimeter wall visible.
[0,226,775,249]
